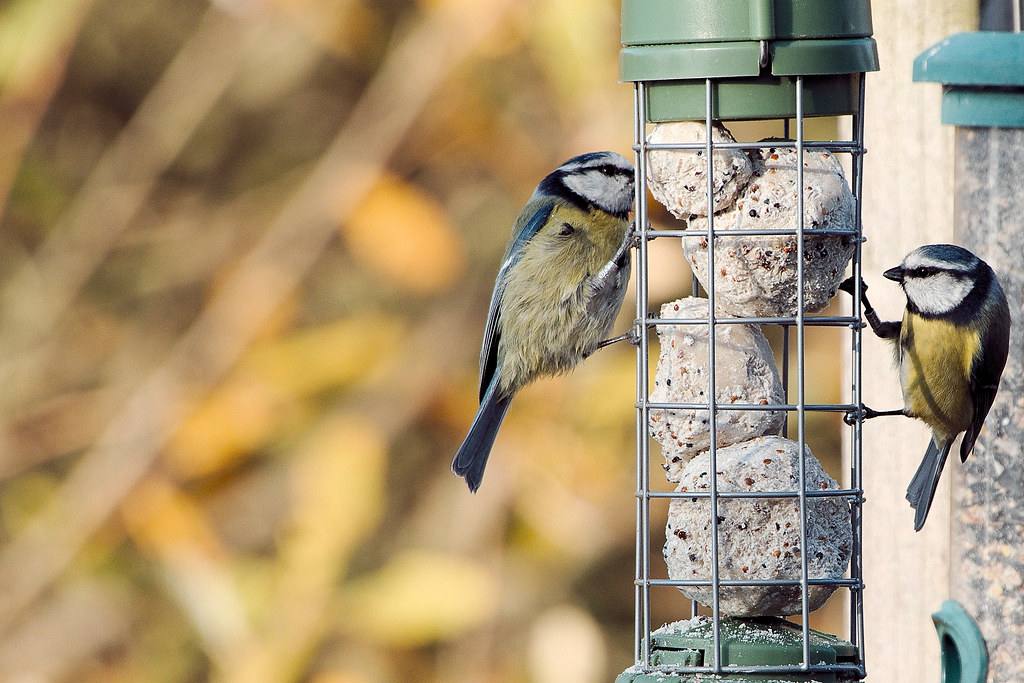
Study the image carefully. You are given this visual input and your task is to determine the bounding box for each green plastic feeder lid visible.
[620,38,879,81]
[621,0,874,45]
[616,616,860,683]
[619,0,878,120]
[913,32,1024,127]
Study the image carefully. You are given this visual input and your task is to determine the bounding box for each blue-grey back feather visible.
[960,275,1011,461]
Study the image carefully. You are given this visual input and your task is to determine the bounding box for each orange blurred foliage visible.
[342,174,466,295]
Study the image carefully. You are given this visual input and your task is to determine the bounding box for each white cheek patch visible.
[904,271,972,315]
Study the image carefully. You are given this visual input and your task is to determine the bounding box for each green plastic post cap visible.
[932,601,988,683]
[620,0,878,121]
[913,32,1024,127]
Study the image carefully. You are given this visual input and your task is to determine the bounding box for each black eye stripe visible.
[599,164,633,178]
[909,265,971,278]
[565,163,632,179]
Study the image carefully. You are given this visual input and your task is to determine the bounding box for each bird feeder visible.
[618,1,878,680]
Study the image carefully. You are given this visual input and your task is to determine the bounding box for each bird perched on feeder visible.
[451,151,636,492]
[842,244,1011,531]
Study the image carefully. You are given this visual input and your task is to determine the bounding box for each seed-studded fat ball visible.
[664,436,852,617]
[650,297,785,481]
[646,121,753,219]
[684,146,857,317]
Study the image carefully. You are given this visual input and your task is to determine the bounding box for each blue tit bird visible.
[843,244,1011,531]
[451,151,636,492]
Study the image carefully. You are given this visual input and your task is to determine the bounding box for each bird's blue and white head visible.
[533,151,634,220]
[884,244,989,318]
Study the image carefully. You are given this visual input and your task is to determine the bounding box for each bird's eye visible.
[912,267,930,277]
[558,222,575,236]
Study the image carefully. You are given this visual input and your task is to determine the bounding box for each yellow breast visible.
[899,313,979,440]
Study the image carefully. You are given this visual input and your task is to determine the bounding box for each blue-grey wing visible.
[478,200,555,400]
[961,303,1011,461]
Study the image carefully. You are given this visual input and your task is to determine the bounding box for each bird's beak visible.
[883,265,904,282]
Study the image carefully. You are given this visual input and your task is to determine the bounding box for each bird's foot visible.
[627,219,655,246]
[594,318,661,354]
[843,404,907,425]
[839,276,867,297]
[595,330,634,352]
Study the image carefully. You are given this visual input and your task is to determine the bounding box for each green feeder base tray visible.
[617,616,861,682]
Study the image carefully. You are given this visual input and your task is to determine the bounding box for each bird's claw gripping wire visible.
[838,276,867,298]
[844,403,906,425]
[595,314,660,353]
[627,219,655,246]
[595,327,642,351]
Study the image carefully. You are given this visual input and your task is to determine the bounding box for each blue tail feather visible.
[452,378,512,493]
[906,438,952,532]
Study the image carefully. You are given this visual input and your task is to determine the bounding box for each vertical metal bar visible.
[781,325,790,438]
[630,80,638,667]
[794,75,812,670]
[779,112,791,442]
[633,80,654,671]
[850,72,868,672]
[703,77,723,674]
[847,105,862,658]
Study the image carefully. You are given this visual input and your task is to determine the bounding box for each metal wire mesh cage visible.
[619,5,878,674]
